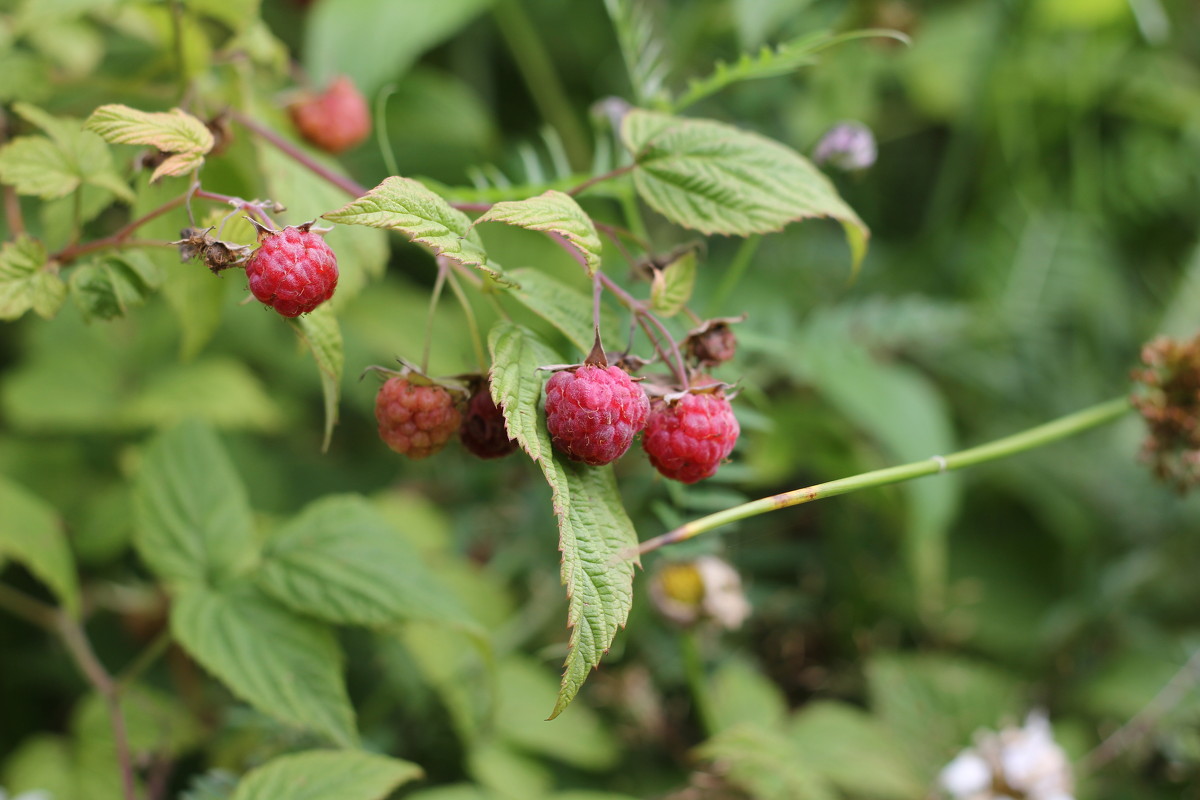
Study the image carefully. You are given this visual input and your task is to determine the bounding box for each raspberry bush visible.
[1,2,1198,799]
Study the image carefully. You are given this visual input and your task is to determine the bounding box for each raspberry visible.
[244,226,338,317]
[643,391,739,483]
[289,76,370,154]
[461,386,518,459]
[544,365,650,466]
[376,377,462,459]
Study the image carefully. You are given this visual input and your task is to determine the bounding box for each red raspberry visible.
[544,365,649,466]
[461,386,518,459]
[643,391,739,483]
[244,226,338,317]
[289,76,370,154]
[375,377,462,459]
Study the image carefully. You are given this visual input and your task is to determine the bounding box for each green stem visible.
[679,630,716,737]
[635,396,1133,556]
[492,0,591,171]
[422,259,449,375]
[0,582,57,628]
[375,84,401,178]
[117,629,173,689]
[707,235,760,316]
[445,267,487,372]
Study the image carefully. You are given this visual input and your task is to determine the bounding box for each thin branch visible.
[567,164,635,197]
[4,185,26,236]
[0,582,57,629]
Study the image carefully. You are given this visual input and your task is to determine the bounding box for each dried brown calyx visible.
[1132,334,1200,491]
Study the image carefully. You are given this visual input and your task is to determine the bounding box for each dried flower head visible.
[939,711,1074,800]
[1132,334,1200,491]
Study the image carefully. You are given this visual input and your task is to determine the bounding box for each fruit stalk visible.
[634,396,1133,556]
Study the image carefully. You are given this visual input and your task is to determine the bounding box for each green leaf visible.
[788,701,926,800]
[649,250,696,317]
[304,0,492,97]
[163,251,228,360]
[85,104,213,181]
[72,684,202,761]
[172,583,358,747]
[709,656,789,734]
[1,735,77,800]
[323,176,503,283]
[131,420,259,587]
[289,305,342,452]
[487,322,639,718]
[504,267,618,356]
[0,235,65,321]
[258,494,473,628]
[474,190,602,275]
[622,109,867,270]
[68,251,163,321]
[697,723,836,800]
[0,475,80,616]
[122,359,284,432]
[0,103,134,202]
[230,749,421,800]
[188,0,263,33]
[0,135,82,198]
[672,29,909,112]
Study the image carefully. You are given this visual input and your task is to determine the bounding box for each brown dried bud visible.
[1132,334,1200,491]
[173,227,248,274]
[685,316,744,366]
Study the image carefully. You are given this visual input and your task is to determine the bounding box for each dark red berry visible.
[289,76,370,154]
[244,226,338,317]
[643,391,739,483]
[461,386,518,459]
[544,365,650,466]
[375,377,462,459]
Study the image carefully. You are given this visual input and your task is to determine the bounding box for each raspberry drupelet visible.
[544,365,650,466]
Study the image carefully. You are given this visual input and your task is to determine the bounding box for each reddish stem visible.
[567,164,635,197]
[4,185,25,236]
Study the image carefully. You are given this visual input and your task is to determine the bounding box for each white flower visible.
[0,788,55,800]
[939,711,1075,800]
[648,556,751,629]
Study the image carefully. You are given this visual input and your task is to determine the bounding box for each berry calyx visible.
[244,224,338,317]
[643,389,739,483]
[375,377,462,459]
[544,365,650,466]
[461,383,518,459]
[288,76,371,154]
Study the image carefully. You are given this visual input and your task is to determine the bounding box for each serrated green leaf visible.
[258,494,473,628]
[0,235,64,321]
[85,105,212,182]
[289,305,342,452]
[0,104,134,202]
[504,267,618,355]
[475,190,602,275]
[230,749,421,800]
[0,475,80,616]
[487,322,638,718]
[622,110,867,270]
[0,136,81,198]
[324,176,504,283]
[649,251,696,317]
[72,684,202,761]
[68,251,163,321]
[172,583,358,747]
[131,420,259,587]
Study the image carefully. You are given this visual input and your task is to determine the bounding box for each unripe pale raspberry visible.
[289,76,371,154]
[244,226,338,317]
[376,377,462,459]
[544,365,650,466]
[643,391,739,483]
[461,386,518,459]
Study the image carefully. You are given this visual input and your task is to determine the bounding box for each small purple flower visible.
[813,121,877,171]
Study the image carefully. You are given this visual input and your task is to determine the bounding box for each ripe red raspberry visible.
[289,76,370,154]
[643,391,739,483]
[375,377,462,459]
[244,226,338,317]
[544,365,649,466]
[461,385,518,459]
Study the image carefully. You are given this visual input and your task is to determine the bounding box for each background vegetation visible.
[2,0,1200,798]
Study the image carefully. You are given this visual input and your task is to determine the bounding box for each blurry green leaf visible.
[0,734,76,800]
[709,655,789,733]
[1157,240,1200,339]
[487,322,639,718]
[0,103,133,202]
[304,0,492,97]
[649,250,696,317]
[189,0,262,32]
[26,20,104,76]
[229,749,421,800]
[468,740,553,800]
[0,135,83,198]
[0,235,66,320]
[0,475,80,616]
[132,419,259,587]
[622,110,867,270]
[72,684,202,761]
[867,653,1023,776]
[163,260,228,360]
[698,723,836,800]
[492,657,619,769]
[172,583,358,747]
[504,267,617,356]
[1032,0,1130,28]
[289,305,342,451]
[324,176,503,283]
[181,769,240,800]
[788,701,926,799]
[0,51,50,103]
[123,358,283,431]
[258,494,474,628]
[475,190,602,275]
[68,251,163,321]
